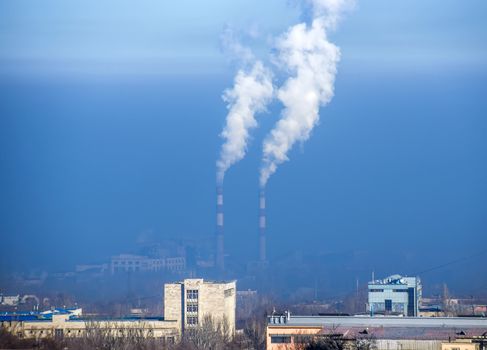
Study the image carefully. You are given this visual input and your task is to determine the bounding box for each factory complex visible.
[1,279,236,344]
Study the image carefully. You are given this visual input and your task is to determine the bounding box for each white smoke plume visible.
[217,57,274,184]
[259,0,353,187]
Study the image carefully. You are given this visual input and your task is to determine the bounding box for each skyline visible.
[0,0,486,295]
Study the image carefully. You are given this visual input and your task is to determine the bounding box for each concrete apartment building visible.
[266,313,487,350]
[164,278,236,336]
[368,274,422,316]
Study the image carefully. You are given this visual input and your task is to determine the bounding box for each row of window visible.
[186,304,198,313]
[271,336,291,344]
[271,335,348,344]
[186,289,198,300]
[114,261,139,264]
[187,316,198,325]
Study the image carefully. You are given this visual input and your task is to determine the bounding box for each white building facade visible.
[368,274,422,316]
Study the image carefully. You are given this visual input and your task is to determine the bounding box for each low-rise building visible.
[266,313,487,350]
[1,313,179,343]
[442,336,487,350]
[1,278,236,343]
[110,254,165,274]
[110,254,185,274]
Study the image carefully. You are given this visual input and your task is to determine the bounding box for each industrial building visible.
[1,279,236,343]
[266,313,487,350]
[164,278,236,336]
[1,308,179,342]
[368,274,422,316]
[110,254,185,274]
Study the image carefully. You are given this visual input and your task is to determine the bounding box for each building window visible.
[393,289,407,292]
[187,304,198,313]
[187,316,198,326]
[224,288,234,297]
[54,329,64,339]
[369,289,384,292]
[271,336,291,344]
[295,335,313,344]
[187,290,199,300]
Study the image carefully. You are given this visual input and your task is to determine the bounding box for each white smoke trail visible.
[217,60,274,184]
[259,0,352,187]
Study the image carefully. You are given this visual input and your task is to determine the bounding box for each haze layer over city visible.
[1,0,486,316]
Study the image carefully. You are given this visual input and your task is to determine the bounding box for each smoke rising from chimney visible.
[259,0,353,187]
[217,29,274,185]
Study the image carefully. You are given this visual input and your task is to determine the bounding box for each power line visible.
[411,249,487,276]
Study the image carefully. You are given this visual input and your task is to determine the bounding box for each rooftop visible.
[268,315,487,328]
[267,315,487,340]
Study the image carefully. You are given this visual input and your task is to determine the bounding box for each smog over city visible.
[1,1,486,349]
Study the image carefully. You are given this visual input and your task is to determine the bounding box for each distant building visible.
[236,290,258,320]
[367,274,422,316]
[165,257,186,273]
[110,254,185,274]
[266,313,487,350]
[75,264,108,274]
[0,294,20,306]
[164,278,236,336]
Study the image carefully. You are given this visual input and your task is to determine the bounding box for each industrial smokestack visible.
[259,189,266,262]
[216,186,224,270]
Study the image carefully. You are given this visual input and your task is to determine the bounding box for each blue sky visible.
[0,0,486,293]
[1,0,486,76]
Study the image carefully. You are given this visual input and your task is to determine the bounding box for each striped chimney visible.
[216,186,224,270]
[259,189,266,262]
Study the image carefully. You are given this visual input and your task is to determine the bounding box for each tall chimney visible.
[216,186,224,270]
[259,189,266,262]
